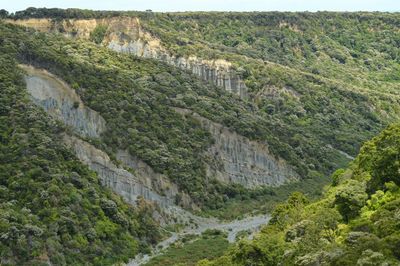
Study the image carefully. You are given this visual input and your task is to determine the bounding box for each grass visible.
[144,231,230,266]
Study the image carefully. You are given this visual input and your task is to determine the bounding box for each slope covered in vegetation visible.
[200,123,400,265]
[0,18,339,213]
[137,11,400,159]
[0,22,286,209]
[1,9,400,265]
[0,32,160,265]
[6,9,400,185]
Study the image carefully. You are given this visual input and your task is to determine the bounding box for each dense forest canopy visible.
[5,8,400,180]
[0,20,341,211]
[1,5,399,216]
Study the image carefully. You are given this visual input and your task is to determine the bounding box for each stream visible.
[127,214,270,266]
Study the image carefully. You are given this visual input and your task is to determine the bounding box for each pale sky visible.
[2,0,400,13]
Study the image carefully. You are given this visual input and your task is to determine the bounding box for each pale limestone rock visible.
[22,65,179,209]
[116,150,195,209]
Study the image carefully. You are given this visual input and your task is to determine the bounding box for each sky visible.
[2,0,400,13]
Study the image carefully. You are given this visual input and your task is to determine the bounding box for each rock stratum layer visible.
[9,18,248,98]
[174,108,299,188]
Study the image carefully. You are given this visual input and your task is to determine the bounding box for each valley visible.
[129,214,270,265]
[19,61,273,265]
[0,7,399,266]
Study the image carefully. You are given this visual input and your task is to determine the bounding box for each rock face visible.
[63,135,175,208]
[105,18,248,98]
[22,64,188,209]
[116,150,194,209]
[22,65,106,138]
[9,18,248,98]
[175,108,299,188]
[23,62,296,196]
[108,37,248,98]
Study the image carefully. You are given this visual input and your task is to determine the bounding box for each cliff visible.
[22,64,106,138]
[8,18,248,98]
[22,63,296,198]
[63,134,175,208]
[21,64,195,211]
[174,108,299,188]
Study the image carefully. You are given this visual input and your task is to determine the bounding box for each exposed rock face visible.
[175,108,299,188]
[9,18,248,98]
[116,150,194,209]
[108,37,248,98]
[22,65,189,210]
[23,63,296,197]
[63,134,175,208]
[105,19,248,98]
[22,65,106,138]
[20,48,299,219]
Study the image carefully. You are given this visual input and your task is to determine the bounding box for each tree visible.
[334,180,368,222]
[0,9,8,19]
[89,25,108,44]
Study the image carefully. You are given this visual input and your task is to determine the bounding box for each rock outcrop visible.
[22,64,106,138]
[107,32,248,98]
[63,135,175,208]
[22,62,296,196]
[116,150,194,209]
[9,18,248,98]
[174,108,299,188]
[22,64,192,210]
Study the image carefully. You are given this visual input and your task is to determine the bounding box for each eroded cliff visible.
[22,65,106,138]
[116,149,194,209]
[9,18,248,98]
[22,61,298,205]
[21,64,192,211]
[63,134,175,207]
[174,107,299,188]
[22,63,297,194]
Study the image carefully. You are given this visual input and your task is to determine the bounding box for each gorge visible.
[1,8,400,266]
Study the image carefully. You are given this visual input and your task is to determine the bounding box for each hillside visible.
[6,9,400,177]
[0,36,161,265]
[199,123,400,265]
[0,8,399,265]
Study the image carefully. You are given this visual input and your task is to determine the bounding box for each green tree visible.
[334,180,368,222]
[0,9,8,18]
[90,25,108,44]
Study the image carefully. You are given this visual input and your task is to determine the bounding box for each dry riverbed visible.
[128,214,270,266]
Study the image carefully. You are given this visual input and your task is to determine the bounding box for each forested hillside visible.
[0,8,400,265]
[200,123,400,265]
[6,9,400,181]
[0,22,297,210]
[0,32,160,265]
[137,11,400,157]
